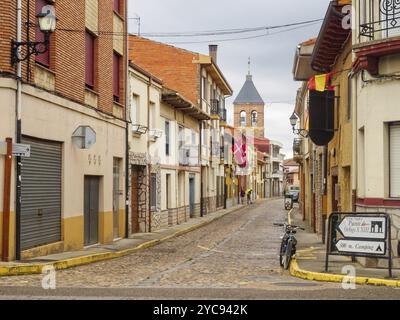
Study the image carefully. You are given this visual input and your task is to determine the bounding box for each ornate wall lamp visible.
[290,113,309,138]
[12,5,57,65]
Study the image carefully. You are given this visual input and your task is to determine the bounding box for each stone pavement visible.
[291,206,400,284]
[0,203,246,274]
[1,199,400,299]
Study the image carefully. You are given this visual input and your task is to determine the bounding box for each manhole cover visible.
[273,282,320,287]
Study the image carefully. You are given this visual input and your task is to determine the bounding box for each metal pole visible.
[15,0,23,261]
[388,216,393,278]
[2,138,13,261]
[325,214,332,272]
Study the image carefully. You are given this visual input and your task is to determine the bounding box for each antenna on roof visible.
[130,13,141,36]
[248,57,251,75]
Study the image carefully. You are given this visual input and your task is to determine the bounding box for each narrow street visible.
[0,199,399,300]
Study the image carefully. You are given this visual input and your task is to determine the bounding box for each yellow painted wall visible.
[63,215,84,252]
[327,38,353,215]
[99,211,114,244]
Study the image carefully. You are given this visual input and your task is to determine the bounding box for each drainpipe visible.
[350,69,357,212]
[124,0,130,239]
[147,79,152,233]
[199,66,204,217]
[15,0,22,261]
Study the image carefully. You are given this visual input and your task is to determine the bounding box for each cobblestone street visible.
[0,199,399,299]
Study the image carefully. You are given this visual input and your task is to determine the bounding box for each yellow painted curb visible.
[290,259,400,288]
[0,205,245,277]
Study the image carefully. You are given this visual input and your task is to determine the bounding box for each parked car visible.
[286,185,300,203]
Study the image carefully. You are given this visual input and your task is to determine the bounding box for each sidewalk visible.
[0,204,245,277]
[289,206,400,287]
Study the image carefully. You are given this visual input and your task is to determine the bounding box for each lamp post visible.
[13,3,56,260]
[12,5,57,64]
[290,112,309,138]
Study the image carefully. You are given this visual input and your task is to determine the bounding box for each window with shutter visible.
[113,53,121,103]
[85,31,95,89]
[165,121,170,156]
[150,173,157,210]
[113,0,121,14]
[390,123,400,198]
[35,0,50,67]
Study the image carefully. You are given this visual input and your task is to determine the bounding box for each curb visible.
[290,259,400,288]
[0,205,245,277]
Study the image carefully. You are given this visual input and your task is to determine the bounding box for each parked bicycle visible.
[273,222,305,270]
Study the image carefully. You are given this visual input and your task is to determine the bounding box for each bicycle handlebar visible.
[273,223,305,231]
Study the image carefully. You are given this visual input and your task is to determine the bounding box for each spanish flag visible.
[308,73,334,92]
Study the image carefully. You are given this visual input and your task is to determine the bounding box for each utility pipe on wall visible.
[124,0,130,239]
[15,0,23,261]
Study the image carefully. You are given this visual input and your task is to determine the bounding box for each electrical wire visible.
[138,18,324,38]
[166,22,321,45]
[52,18,323,39]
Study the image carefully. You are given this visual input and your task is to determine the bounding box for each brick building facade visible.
[0,0,128,261]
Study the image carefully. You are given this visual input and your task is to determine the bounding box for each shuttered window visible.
[35,0,50,67]
[165,121,170,156]
[390,123,400,198]
[113,0,121,14]
[85,31,95,89]
[113,52,121,103]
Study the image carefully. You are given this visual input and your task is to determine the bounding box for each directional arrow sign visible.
[336,239,386,256]
[337,216,386,240]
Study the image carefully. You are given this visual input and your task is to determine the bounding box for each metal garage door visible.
[21,136,62,250]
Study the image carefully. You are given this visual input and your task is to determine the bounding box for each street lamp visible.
[12,5,57,64]
[290,112,309,138]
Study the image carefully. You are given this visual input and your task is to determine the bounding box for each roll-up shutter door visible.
[390,123,400,198]
[21,137,62,250]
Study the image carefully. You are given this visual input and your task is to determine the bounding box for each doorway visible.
[113,158,121,239]
[189,176,195,218]
[131,165,141,234]
[332,175,339,212]
[84,176,100,246]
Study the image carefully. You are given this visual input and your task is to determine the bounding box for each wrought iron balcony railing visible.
[359,0,400,39]
[210,99,220,117]
[220,108,227,122]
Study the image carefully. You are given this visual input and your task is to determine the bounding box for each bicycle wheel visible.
[279,239,286,267]
[283,240,293,270]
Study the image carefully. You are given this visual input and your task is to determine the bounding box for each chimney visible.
[209,45,218,64]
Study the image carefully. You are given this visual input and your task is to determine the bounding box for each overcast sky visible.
[128,0,331,158]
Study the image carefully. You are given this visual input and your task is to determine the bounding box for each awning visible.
[162,88,210,121]
[311,1,351,73]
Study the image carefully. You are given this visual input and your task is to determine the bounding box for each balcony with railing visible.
[355,0,400,75]
[210,99,220,120]
[179,145,199,166]
[359,0,400,40]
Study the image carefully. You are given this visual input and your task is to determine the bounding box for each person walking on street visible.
[240,188,246,204]
[246,188,252,205]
